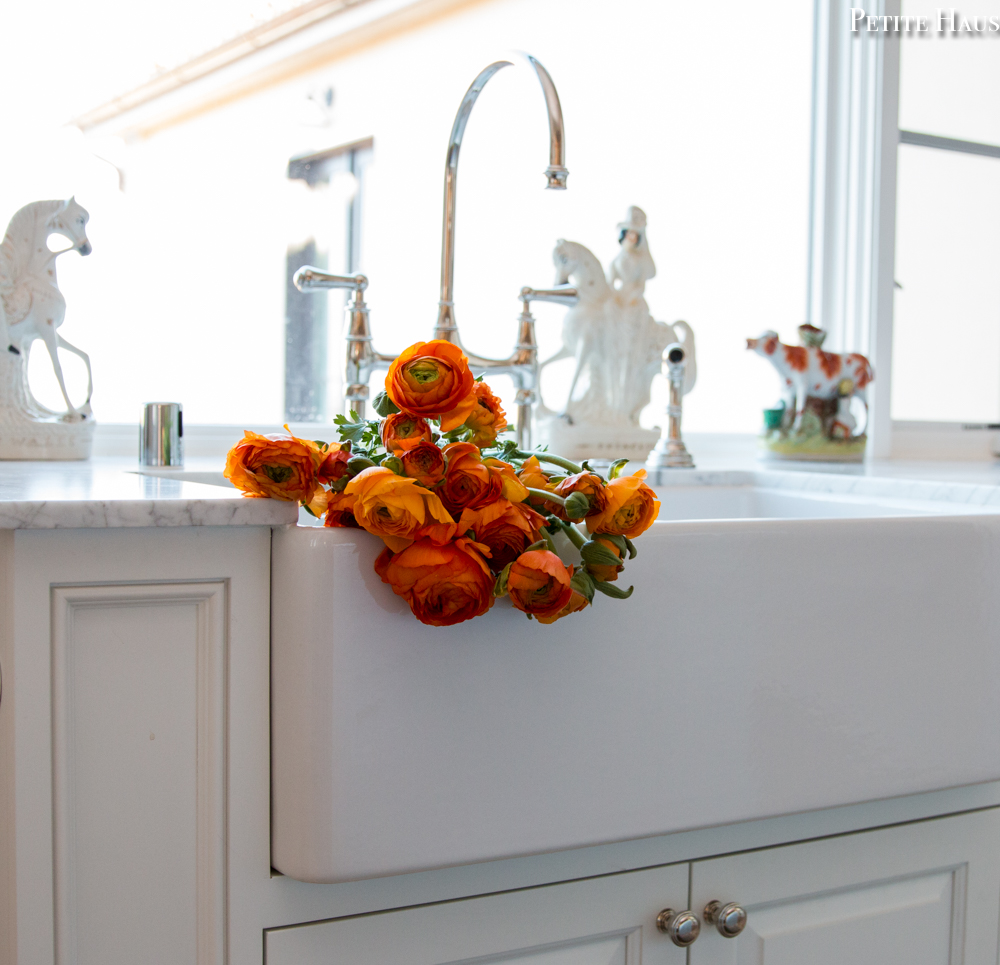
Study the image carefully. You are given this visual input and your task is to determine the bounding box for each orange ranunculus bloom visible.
[587,535,624,582]
[484,457,528,503]
[440,442,503,514]
[224,430,320,503]
[506,549,574,621]
[517,455,561,513]
[380,412,433,454]
[464,381,508,447]
[457,498,546,572]
[553,472,608,519]
[317,445,350,485]
[345,467,456,552]
[385,340,477,431]
[375,537,495,627]
[536,589,590,625]
[324,491,360,528]
[585,469,661,539]
[401,441,446,488]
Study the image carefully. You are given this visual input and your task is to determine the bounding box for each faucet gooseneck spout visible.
[434,52,568,347]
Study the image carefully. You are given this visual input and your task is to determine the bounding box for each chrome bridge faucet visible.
[294,52,571,447]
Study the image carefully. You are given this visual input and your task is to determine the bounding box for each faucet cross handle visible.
[293,266,394,420]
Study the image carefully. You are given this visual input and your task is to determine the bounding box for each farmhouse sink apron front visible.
[270,474,1000,883]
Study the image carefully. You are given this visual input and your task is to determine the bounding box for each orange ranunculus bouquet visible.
[224,340,660,627]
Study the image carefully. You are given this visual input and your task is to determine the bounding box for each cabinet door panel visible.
[265,863,688,965]
[691,809,1000,965]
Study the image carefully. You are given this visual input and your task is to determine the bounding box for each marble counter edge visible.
[0,496,299,529]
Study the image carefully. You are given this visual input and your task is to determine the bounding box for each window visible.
[891,0,1000,424]
[1,0,814,437]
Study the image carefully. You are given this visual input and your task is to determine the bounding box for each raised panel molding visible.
[51,582,227,965]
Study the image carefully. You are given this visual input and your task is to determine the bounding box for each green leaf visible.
[474,373,485,382]
[371,391,399,417]
[524,539,547,553]
[580,540,622,567]
[623,536,638,560]
[608,458,630,480]
[600,534,628,555]
[301,502,319,518]
[493,563,512,597]
[593,580,634,600]
[570,568,596,603]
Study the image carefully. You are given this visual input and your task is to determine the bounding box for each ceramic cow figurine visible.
[746,328,874,432]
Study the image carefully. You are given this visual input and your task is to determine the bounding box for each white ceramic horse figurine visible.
[539,237,695,426]
[0,198,94,422]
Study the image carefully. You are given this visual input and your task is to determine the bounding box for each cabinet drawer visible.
[265,863,689,965]
[690,808,1000,965]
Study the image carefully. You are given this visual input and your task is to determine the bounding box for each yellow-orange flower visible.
[517,455,561,513]
[464,381,508,447]
[385,340,476,431]
[585,469,660,539]
[484,457,528,503]
[224,430,319,503]
[345,467,456,552]
[375,537,495,627]
[457,498,546,572]
[506,549,574,621]
[536,589,590,625]
[587,535,624,582]
[380,412,433,454]
[440,442,502,514]
[324,491,360,528]
[553,472,607,519]
[401,442,446,488]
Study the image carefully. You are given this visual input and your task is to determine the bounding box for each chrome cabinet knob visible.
[704,900,747,938]
[656,908,701,946]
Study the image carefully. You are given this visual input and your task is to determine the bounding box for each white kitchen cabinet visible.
[266,811,1000,965]
[264,864,690,965]
[690,809,1000,965]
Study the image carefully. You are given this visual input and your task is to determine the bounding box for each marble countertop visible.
[4,452,1000,529]
[0,458,298,529]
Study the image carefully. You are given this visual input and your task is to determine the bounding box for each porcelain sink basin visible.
[270,470,1000,883]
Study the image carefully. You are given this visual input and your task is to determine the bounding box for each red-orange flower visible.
[536,589,590,625]
[317,445,350,485]
[457,498,546,572]
[224,430,319,503]
[345,467,456,552]
[464,381,508,447]
[506,549,574,621]
[553,472,608,519]
[375,537,495,627]
[401,442,446,488]
[380,412,433,454]
[324,491,360,528]
[440,442,502,514]
[585,469,660,539]
[385,340,477,431]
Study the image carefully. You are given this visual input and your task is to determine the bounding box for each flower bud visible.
[562,490,590,520]
[346,455,376,477]
[380,454,404,475]
[372,390,400,417]
[580,540,623,568]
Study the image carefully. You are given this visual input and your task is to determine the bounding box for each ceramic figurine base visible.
[535,417,660,463]
[758,432,866,463]
[0,352,94,460]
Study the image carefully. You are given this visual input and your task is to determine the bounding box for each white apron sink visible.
[270,471,1000,882]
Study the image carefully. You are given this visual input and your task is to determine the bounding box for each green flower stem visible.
[525,487,565,506]
[550,516,587,549]
[539,526,559,554]
[514,450,584,475]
